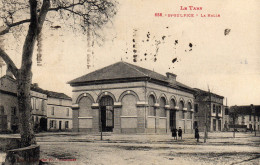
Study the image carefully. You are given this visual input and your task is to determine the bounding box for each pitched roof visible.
[31,84,71,100]
[193,88,224,99]
[68,61,194,93]
[229,105,260,116]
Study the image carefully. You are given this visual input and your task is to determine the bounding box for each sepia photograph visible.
[0,0,259,164]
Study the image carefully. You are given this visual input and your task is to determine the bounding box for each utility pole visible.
[251,104,256,137]
[204,86,211,143]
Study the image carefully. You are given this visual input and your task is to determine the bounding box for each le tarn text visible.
[155,6,220,18]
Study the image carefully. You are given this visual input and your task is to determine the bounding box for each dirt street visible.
[36,132,260,165]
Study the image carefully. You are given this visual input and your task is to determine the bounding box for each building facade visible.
[194,88,224,132]
[69,62,195,134]
[46,92,72,131]
[0,74,18,132]
[0,69,72,132]
[229,105,260,132]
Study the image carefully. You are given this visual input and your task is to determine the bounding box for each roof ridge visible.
[122,61,149,77]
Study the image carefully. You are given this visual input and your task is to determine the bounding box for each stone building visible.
[0,74,18,132]
[46,91,72,131]
[228,105,260,132]
[194,88,224,132]
[69,61,195,134]
[0,69,72,132]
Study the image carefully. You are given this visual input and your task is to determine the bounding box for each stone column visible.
[91,103,100,133]
[71,104,79,132]
[154,103,160,133]
[136,101,148,133]
[113,102,122,134]
[165,105,170,133]
[175,106,180,129]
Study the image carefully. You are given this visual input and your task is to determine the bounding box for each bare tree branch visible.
[0,47,18,78]
[0,19,31,36]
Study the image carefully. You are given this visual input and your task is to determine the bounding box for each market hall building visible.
[68,62,195,134]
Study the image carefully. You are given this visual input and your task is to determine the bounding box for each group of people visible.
[171,127,200,142]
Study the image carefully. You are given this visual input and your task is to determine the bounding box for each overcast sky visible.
[2,0,260,106]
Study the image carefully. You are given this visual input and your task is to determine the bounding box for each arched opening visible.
[148,95,156,116]
[121,94,137,129]
[99,95,114,132]
[187,102,192,119]
[78,96,93,131]
[159,97,166,117]
[170,99,176,129]
[79,96,93,117]
[122,94,137,116]
[179,101,185,119]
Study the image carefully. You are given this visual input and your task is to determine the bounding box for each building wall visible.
[194,94,224,132]
[47,97,72,131]
[235,114,260,131]
[30,90,47,125]
[71,81,194,134]
[0,77,18,132]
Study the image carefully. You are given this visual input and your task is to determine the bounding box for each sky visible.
[1,0,260,106]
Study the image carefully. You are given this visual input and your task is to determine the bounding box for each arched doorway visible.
[169,99,176,129]
[99,96,114,132]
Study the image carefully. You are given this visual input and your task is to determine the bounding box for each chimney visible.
[166,72,177,82]
[6,66,13,78]
[33,83,39,87]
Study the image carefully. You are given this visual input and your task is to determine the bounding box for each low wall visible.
[0,137,21,152]
[5,145,40,165]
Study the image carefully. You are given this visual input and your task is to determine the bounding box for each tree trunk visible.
[17,70,36,147]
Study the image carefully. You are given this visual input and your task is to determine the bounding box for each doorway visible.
[99,96,114,132]
[59,121,62,130]
[170,110,176,129]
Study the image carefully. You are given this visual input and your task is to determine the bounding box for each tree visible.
[229,105,239,138]
[0,0,117,147]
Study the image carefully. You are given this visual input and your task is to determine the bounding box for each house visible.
[30,83,48,132]
[0,68,72,132]
[0,72,18,132]
[45,91,72,131]
[194,88,224,132]
[228,105,260,132]
[68,61,195,134]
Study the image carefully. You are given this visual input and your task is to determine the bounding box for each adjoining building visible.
[0,68,72,133]
[68,61,195,134]
[46,91,72,131]
[0,72,18,132]
[193,88,224,132]
[228,105,260,132]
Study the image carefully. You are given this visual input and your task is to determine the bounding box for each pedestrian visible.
[195,127,199,142]
[178,127,182,140]
[171,128,177,140]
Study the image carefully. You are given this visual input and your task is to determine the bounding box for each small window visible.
[50,120,56,128]
[51,107,55,115]
[41,100,45,111]
[35,98,40,110]
[11,107,16,116]
[66,108,69,116]
[218,107,221,114]
[31,98,34,110]
[195,104,199,113]
[65,121,69,129]
[213,104,216,113]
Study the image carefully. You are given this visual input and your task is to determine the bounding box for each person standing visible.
[178,127,182,140]
[172,128,177,140]
[195,127,199,142]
